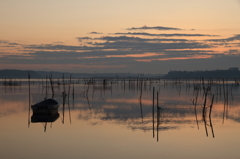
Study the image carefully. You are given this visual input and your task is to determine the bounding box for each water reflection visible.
[1,78,240,137]
[2,78,240,158]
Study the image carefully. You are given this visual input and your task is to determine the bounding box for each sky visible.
[0,0,240,74]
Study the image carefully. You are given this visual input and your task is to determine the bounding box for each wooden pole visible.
[152,87,155,138]
[28,72,31,127]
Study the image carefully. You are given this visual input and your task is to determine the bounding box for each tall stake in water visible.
[28,72,31,127]
[45,75,48,98]
[49,73,54,99]
[152,87,155,138]
[139,78,143,101]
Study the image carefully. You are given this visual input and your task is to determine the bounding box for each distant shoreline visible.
[1,68,240,79]
[0,69,164,79]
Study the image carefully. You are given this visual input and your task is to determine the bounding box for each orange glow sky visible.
[1,0,240,74]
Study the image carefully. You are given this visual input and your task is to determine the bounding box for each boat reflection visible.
[31,112,59,123]
[30,98,60,132]
[30,109,60,132]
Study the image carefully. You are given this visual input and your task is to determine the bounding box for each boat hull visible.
[31,98,59,114]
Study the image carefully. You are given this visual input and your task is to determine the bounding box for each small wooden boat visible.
[31,98,59,114]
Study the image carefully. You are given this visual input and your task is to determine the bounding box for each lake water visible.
[1,79,240,159]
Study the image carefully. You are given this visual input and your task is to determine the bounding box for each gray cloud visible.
[0,37,214,70]
[224,49,239,54]
[53,41,64,44]
[97,36,188,42]
[0,40,8,44]
[0,40,20,46]
[93,36,211,52]
[88,31,102,34]
[115,32,218,37]
[126,26,182,31]
[25,44,90,51]
[24,35,211,52]
[2,34,212,62]
[76,37,92,42]
[208,34,240,42]
[1,25,240,73]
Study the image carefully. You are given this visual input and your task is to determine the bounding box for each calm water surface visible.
[1,79,240,159]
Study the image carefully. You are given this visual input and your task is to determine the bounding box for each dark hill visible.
[164,69,240,79]
[0,70,40,79]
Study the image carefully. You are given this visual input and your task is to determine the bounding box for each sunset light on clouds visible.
[1,0,240,73]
